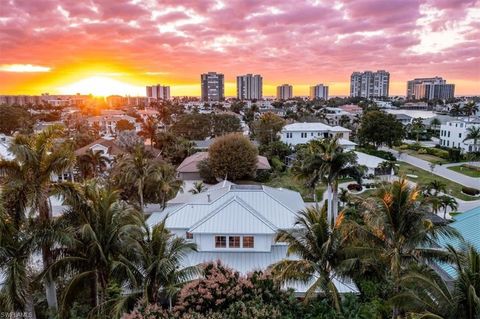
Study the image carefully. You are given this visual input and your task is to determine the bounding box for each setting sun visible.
[58,76,144,96]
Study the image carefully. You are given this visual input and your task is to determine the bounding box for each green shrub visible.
[407,143,422,151]
[418,148,427,154]
[425,147,449,159]
[462,187,480,196]
[399,144,409,150]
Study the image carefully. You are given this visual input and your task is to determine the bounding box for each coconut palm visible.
[139,219,198,308]
[0,125,75,311]
[77,148,111,178]
[271,206,346,312]
[48,182,144,317]
[0,202,35,316]
[410,117,425,142]
[344,179,459,318]
[440,195,458,220]
[450,104,463,117]
[462,101,479,121]
[463,126,480,153]
[139,115,159,149]
[293,136,361,223]
[112,145,157,212]
[422,180,447,196]
[430,118,441,136]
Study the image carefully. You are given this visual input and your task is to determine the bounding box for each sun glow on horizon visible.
[58,76,144,96]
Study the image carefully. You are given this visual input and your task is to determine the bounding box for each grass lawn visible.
[397,148,448,164]
[448,165,480,178]
[265,171,326,202]
[397,162,477,201]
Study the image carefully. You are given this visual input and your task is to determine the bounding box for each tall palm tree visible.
[0,201,35,316]
[410,117,425,142]
[77,148,111,179]
[462,101,479,121]
[139,219,198,307]
[49,182,144,317]
[422,180,447,196]
[430,118,441,136]
[271,206,346,312]
[344,179,459,318]
[440,195,458,220]
[450,104,463,117]
[139,115,159,149]
[113,145,182,211]
[0,125,75,312]
[463,126,480,153]
[293,136,360,223]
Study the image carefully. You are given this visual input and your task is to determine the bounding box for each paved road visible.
[382,147,480,189]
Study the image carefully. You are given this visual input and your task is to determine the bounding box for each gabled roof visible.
[189,196,277,234]
[74,138,125,156]
[146,183,305,232]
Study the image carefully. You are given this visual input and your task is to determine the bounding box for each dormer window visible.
[229,236,240,248]
[215,236,226,248]
[243,236,254,248]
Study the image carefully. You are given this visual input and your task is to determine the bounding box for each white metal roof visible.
[354,151,385,169]
[282,122,350,132]
[146,183,306,233]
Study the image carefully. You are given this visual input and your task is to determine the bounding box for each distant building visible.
[440,119,480,152]
[406,77,455,100]
[350,70,390,98]
[146,84,170,100]
[280,122,353,148]
[276,84,293,100]
[0,94,90,106]
[236,74,262,100]
[309,84,329,100]
[201,72,224,102]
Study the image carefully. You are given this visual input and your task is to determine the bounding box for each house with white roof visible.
[146,182,357,295]
[87,114,140,136]
[280,122,354,150]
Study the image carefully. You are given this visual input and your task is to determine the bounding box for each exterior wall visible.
[440,121,480,152]
[237,74,263,100]
[350,70,389,98]
[280,130,349,146]
[193,233,274,252]
[276,84,293,100]
[178,172,202,181]
[201,72,225,101]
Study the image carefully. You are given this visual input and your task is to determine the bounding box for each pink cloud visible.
[0,0,479,94]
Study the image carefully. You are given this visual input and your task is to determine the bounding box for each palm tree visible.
[189,181,206,194]
[462,101,479,121]
[77,149,111,178]
[422,180,447,196]
[440,195,458,220]
[139,219,198,307]
[0,202,35,316]
[344,179,459,318]
[271,206,346,311]
[293,136,360,223]
[463,126,480,153]
[49,182,144,316]
[140,115,159,149]
[410,117,425,142]
[450,103,463,117]
[393,244,480,319]
[113,145,182,211]
[0,125,75,312]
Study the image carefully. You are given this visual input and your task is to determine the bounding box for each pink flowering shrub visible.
[123,261,301,319]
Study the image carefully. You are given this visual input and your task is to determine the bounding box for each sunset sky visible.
[0,0,479,97]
